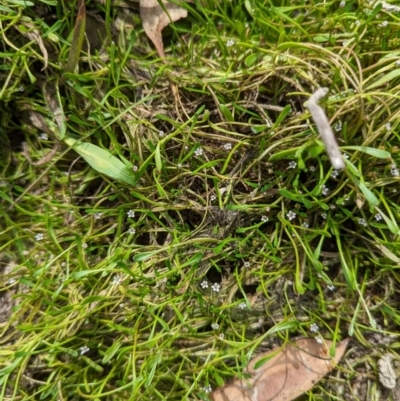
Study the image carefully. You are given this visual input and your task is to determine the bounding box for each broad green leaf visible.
[358,182,379,207]
[273,104,291,127]
[245,54,258,67]
[64,136,136,186]
[366,68,400,90]
[343,146,390,159]
[65,0,86,74]
[279,189,312,208]
[219,104,234,122]
[155,142,162,172]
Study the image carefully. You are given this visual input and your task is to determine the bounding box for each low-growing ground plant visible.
[1,0,400,400]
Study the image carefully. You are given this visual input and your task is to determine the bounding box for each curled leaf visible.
[211,337,349,401]
[140,0,189,58]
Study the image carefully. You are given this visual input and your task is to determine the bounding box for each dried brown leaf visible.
[211,338,350,401]
[140,0,188,58]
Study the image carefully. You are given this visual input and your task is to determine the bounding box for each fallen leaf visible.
[211,337,350,401]
[140,0,188,58]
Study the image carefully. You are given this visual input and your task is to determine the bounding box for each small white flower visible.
[34,233,44,241]
[119,303,125,308]
[288,161,297,169]
[334,121,342,132]
[339,0,345,7]
[79,346,90,355]
[310,323,319,333]
[375,213,382,221]
[159,130,165,137]
[200,280,209,289]
[316,336,323,344]
[112,275,122,285]
[358,218,367,226]
[309,165,316,172]
[321,213,327,219]
[226,39,235,47]
[7,278,16,285]
[219,333,225,340]
[381,20,388,28]
[261,215,268,222]
[133,165,138,172]
[287,280,293,285]
[238,302,247,309]
[391,167,399,177]
[94,212,102,220]
[211,323,219,330]
[177,163,182,168]
[244,261,250,268]
[203,385,212,394]
[211,283,221,292]
[286,211,296,221]
[127,210,135,218]
[331,170,339,178]
[194,147,203,157]
[210,194,216,201]
[322,185,329,196]
[343,154,349,159]
[355,20,361,26]
[385,122,391,131]
[396,60,400,67]
[265,207,270,212]
[327,284,335,291]
[343,194,350,201]
[82,243,88,249]
[302,222,309,228]
[224,142,232,150]
[128,227,136,235]
[39,133,48,140]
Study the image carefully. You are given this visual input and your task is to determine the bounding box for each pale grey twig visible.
[305,88,345,170]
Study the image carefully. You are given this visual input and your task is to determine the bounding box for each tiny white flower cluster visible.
[302,222,309,228]
[310,323,319,333]
[288,161,297,169]
[203,385,212,394]
[378,20,388,28]
[331,170,339,179]
[210,194,216,201]
[321,213,327,219]
[211,283,221,292]
[322,185,329,196]
[112,275,122,285]
[200,281,209,289]
[128,227,136,235]
[226,39,235,47]
[79,345,90,355]
[375,213,382,221]
[39,133,48,140]
[211,323,219,330]
[94,212,102,220]
[194,147,203,157]
[261,215,268,222]
[286,211,296,221]
[334,121,342,132]
[35,233,44,241]
[238,302,247,309]
[390,164,399,177]
[385,122,391,131]
[127,210,135,218]
[358,218,367,227]
[224,143,232,150]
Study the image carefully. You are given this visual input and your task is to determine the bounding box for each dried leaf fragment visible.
[378,354,397,389]
[211,338,350,401]
[140,0,188,58]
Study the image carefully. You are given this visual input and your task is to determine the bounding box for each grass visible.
[1,0,400,400]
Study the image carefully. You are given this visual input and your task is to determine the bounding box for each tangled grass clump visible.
[1,1,400,400]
